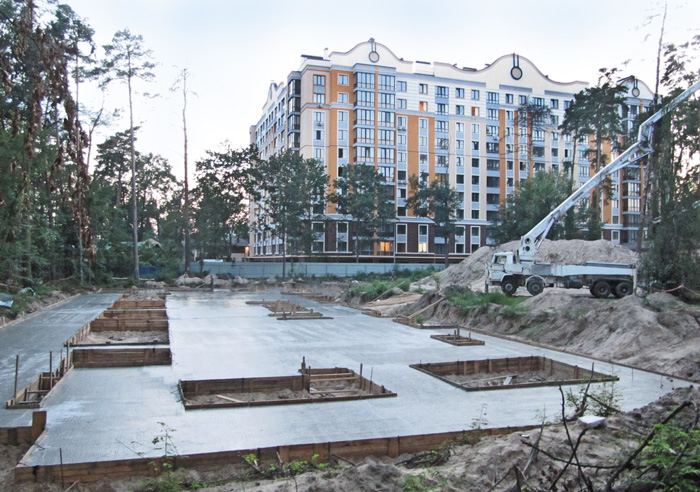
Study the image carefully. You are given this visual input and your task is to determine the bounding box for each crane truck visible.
[488,79,700,298]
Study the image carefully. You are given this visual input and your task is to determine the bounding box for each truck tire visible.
[614,281,633,298]
[500,278,518,296]
[526,277,544,296]
[591,281,611,298]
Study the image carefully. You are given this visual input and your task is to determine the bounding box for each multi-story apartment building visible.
[250,39,653,262]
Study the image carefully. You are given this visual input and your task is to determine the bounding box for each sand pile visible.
[413,239,640,292]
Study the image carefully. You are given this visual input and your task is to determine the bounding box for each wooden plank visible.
[215,394,243,403]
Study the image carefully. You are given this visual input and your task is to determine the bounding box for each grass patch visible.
[445,287,526,316]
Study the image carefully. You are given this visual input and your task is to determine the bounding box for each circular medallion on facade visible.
[511,66,523,80]
[631,87,640,97]
[368,50,380,63]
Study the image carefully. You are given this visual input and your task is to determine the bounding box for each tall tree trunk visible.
[128,64,139,281]
[181,69,191,274]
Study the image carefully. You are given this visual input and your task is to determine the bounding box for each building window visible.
[437,155,448,166]
[437,103,448,114]
[356,90,374,107]
[419,101,429,111]
[472,158,479,168]
[397,116,407,129]
[313,74,325,87]
[436,137,449,150]
[505,93,514,104]
[338,92,348,103]
[456,122,464,132]
[486,125,498,137]
[486,159,500,171]
[420,136,428,147]
[456,88,465,98]
[486,142,499,153]
[579,166,589,177]
[471,89,480,100]
[472,107,480,117]
[398,134,407,146]
[313,93,325,104]
[487,108,498,120]
[532,96,545,106]
[397,98,407,109]
[397,80,407,92]
[379,129,395,145]
[472,175,479,185]
[436,85,448,97]
[336,222,348,252]
[338,129,347,140]
[551,131,559,141]
[420,154,428,164]
[472,123,479,134]
[379,93,395,109]
[456,139,464,149]
[355,72,374,88]
[487,176,500,187]
[456,174,464,184]
[519,95,527,105]
[419,118,428,129]
[419,83,428,94]
[472,193,480,202]
[533,129,544,141]
[456,157,464,167]
[487,92,499,104]
[338,74,348,85]
[551,114,559,125]
[550,99,559,109]
[398,151,406,162]
[378,74,395,90]
[551,148,559,157]
[472,141,479,151]
[456,104,465,115]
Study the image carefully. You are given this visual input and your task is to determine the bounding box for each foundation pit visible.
[179,366,395,409]
[411,356,617,391]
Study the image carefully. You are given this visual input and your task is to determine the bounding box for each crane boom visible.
[518,79,700,262]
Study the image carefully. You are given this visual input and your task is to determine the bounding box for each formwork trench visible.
[431,327,485,346]
[411,356,618,391]
[180,366,395,409]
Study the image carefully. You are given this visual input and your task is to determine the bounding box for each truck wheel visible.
[592,281,611,298]
[501,278,518,296]
[614,281,633,298]
[526,278,544,296]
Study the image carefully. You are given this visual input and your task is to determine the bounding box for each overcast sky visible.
[59,0,699,181]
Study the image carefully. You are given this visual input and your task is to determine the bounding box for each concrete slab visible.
[19,290,687,467]
[0,293,121,427]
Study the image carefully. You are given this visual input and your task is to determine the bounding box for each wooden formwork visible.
[6,354,72,409]
[100,309,167,320]
[411,356,618,391]
[88,318,169,332]
[1,411,46,445]
[110,300,166,310]
[14,424,537,484]
[71,348,172,368]
[179,367,395,409]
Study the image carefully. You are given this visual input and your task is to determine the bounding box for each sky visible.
[58,0,699,182]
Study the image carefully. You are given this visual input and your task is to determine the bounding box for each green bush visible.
[446,288,526,316]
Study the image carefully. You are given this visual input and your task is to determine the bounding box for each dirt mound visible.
[414,239,640,292]
[425,288,700,380]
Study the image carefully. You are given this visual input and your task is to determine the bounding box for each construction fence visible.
[187,261,444,278]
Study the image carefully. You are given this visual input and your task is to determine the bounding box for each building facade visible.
[250,39,653,262]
